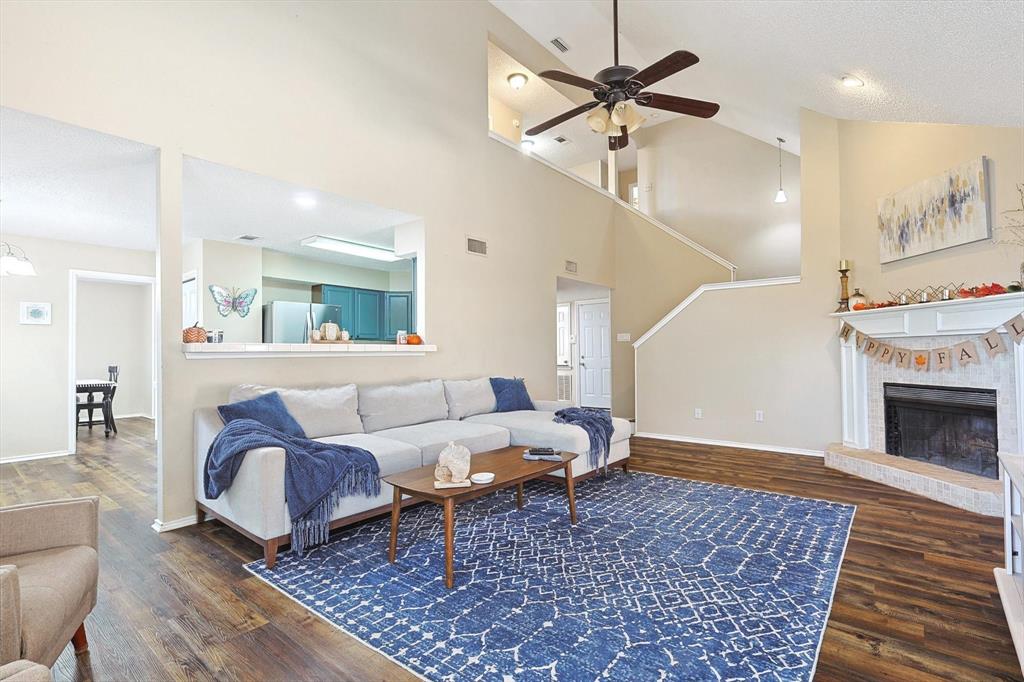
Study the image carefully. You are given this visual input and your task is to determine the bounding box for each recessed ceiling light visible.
[520,139,535,151]
[507,73,529,90]
[840,74,864,88]
[301,235,401,262]
[294,194,317,209]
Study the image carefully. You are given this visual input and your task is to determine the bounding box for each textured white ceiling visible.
[0,107,158,250]
[488,42,637,171]
[182,157,419,272]
[491,0,1024,153]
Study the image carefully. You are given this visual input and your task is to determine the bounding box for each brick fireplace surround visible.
[827,292,1024,516]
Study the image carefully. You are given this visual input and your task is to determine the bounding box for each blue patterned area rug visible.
[245,472,855,681]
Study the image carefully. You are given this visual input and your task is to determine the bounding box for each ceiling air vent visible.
[553,136,570,144]
[564,260,578,274]
[235,234,261,241]
[550,37,570,53]
[466,236,488,256]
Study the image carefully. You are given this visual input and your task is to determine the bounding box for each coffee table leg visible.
[564,462,577,525]
[443,497,455,589]
[516,482,524,510]
[388,486,401,562]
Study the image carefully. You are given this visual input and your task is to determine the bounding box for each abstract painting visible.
[878,157,990,263]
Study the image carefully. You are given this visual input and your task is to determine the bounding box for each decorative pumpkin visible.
[406,333,423,345]
[183,322,208,343]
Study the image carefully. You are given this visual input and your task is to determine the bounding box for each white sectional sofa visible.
[194,378,631,567]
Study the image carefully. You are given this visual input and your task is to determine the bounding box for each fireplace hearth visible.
[883,383,998,479]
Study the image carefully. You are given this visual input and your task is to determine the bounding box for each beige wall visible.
[201,239,262,343]
[838,120,1024,297]
[0,1,730,520]
[76,281,153,418]
[262,249,409,291]
[635,109,842,452]
[0,233,155,460]
[487,95,521,144]
[638,117,802,280]
[569,160,608,190]
[617,168,637,203]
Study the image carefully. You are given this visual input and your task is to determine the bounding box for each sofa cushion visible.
[443,377,496,420]
[490,377,535,412]
[359,380,448,433]
[373,420,511,465]
[218,392,305,438]
[8,545,98,665]
[314,433,421,477]
[465,410,630,455]
[229,383,363,438]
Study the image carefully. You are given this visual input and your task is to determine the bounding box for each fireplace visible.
[883,383,998,479]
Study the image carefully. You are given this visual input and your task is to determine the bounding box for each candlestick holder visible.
[835,268,851,312]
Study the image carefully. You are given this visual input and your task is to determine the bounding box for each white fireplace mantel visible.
[831,292,1024,451]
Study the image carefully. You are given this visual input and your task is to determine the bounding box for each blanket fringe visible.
[291,465,381,556]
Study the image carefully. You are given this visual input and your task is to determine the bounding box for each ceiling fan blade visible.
[637,92,720,119]
[538,70,606,91]
[630,50,699,88]
[525,101,601,136]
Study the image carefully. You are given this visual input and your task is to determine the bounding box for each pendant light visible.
[0,242,37,277]
[774,137,788,204]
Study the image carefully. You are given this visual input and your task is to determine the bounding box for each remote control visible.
[523,448,563,462]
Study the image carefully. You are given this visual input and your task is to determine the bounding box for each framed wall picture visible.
[19,302,51,325]
[878,157,991,264]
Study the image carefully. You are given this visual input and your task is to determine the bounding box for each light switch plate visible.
[754,410,765,423]
[616,332,631,342]
[694,408,703,419]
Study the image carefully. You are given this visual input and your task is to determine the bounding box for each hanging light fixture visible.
[610,101,645,134]
[774,137,788,204]
[586,106,611,133]
[507,73,529,91]
[0,242,37,277]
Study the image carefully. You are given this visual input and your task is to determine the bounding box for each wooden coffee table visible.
[382,445,579,588]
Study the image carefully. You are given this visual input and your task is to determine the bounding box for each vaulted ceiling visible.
[492,0,1024,153]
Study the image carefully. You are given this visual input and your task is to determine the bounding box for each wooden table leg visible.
[516,482,524,510]
[388,486,401,562]
[443,497,455,589]
[564,462,577,525]
[102,398,113,437]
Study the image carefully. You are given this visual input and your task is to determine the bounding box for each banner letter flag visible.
[863,338,881,357]
[932,347,952,371]
[954,340,980,366]
[838,322,854,342]
[895,348,912,369]
[855,331,867,349]
[913,351,929,371]
[1008,313,1024,345]
[877,343,895,364]
[981,329,1008,358]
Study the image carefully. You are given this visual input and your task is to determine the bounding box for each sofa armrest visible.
[533,400,570,413]
[194,407,223,499]
[0,660,52,682]
[0,497,99,558]
[0,566,21,666]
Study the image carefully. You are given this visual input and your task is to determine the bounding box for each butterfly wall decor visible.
[209,285,257,318]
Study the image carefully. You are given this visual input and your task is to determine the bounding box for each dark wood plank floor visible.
[1,424,1019,680]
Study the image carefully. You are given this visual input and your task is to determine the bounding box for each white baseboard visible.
[113,413,154,419]
[633,432,824,458]
[151,515,198,532]
[0,450,72,464]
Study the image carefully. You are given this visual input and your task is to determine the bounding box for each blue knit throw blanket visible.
[554,407,614,473]
[204,419,380,556]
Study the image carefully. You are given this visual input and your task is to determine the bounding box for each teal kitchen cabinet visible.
[385,291,414,338]
[312,285,355,331]
[313,285,411,340]
[353,289,384,340]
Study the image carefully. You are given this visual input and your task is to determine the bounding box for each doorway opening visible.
[556,277,612,410]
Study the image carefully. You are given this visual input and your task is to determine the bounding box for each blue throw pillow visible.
[490,377,534,413]
[217,391,306,438]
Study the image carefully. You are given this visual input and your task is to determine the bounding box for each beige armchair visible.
[0,498,99,668]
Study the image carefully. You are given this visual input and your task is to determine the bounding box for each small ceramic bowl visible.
[470,472,495,485]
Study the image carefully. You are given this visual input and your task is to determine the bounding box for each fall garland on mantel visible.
[839,313,1024,372]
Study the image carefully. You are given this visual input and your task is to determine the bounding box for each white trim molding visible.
[182,343,437,359]
[633,275,801,348]
[0,450,71,464]
[634,432,824,458]
[151,515,198,533]
[488,132,737,278]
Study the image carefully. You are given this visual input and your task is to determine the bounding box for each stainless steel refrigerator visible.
[263,302,342,343]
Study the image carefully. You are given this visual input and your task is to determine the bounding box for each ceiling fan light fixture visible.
[610,101,645,134]
[586,106,611,133]
[840,74,864,88]
[507,73,529,90]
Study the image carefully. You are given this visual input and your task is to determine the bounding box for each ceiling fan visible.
[525,0,720,151]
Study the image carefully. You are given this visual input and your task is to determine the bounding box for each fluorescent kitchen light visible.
[300,235,401,262]
[294,194,317,209]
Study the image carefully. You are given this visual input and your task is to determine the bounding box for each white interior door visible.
[577,301,611,409]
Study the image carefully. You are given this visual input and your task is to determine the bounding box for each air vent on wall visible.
[553,136,570,144]
[564,260,578,274]
[236,234,261,241]
[466,236,488,256]
[550,37,570,53]
[557,374,572,402]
